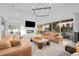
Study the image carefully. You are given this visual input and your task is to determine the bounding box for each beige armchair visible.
[0,39,32,56]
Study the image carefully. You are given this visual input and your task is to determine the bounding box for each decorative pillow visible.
[44,32,49,36]
[55,33,59,36]
[0,40,12,50]
[10,37,21,47]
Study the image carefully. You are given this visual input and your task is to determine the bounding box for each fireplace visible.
[27,30,34,34]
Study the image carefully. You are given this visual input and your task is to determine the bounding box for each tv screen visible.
[25,21,35,27]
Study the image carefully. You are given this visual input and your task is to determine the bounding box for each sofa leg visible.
[30,39,33,42]
[47,41,50,45]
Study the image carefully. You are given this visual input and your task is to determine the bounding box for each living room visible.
[0,2,79,56]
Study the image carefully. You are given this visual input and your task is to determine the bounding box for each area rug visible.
[32,41,71,56]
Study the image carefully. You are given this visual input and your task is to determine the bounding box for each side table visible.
[65,45,76,54]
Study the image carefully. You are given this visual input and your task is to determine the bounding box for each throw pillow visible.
[10,37,20,47]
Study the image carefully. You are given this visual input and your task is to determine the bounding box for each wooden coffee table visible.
[31,38,50,49]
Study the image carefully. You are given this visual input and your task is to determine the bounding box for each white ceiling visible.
[0,3,79,25]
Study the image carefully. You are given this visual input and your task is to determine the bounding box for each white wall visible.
[0,16,37,40]
[20,21,37,40]
[73,13,79,32]
[0,16,6,39]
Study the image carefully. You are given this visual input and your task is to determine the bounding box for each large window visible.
[37,18,73,34]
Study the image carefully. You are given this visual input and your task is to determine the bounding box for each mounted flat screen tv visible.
[25,21,35,27]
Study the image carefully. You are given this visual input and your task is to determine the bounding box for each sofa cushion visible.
[0,40,12,50]
[42,36,49,39]
[34,37,42,39]
[34,34,42,39]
